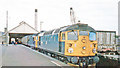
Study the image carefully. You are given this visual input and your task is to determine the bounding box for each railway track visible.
[96,54,119,68]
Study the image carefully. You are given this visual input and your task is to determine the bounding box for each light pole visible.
[6,11,9,46]
[40,21,43,32]
[70,7,76,24]
[35,9,38,30]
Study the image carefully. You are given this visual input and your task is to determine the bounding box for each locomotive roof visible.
[43,23,95,35]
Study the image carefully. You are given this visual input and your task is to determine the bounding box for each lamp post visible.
[6,11,9,46]
[40,21,43,32]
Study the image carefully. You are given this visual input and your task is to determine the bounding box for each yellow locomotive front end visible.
[64,30,97,56]
[59,25,99,66]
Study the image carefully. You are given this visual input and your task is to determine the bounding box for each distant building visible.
[8,21,39,43]
[118,21,120,45]
[118,36,120,45]
[96,30,116,51]
[118,21,120,36]
[96,30,116,45]
[0,31,5,44]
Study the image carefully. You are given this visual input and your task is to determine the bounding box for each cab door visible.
[59,32,66,54]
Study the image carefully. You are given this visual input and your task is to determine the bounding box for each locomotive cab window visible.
[62,33,65,40]
[89,32,96,41]
[36,36,39,40]
[39,36,40,41]
[67,31,78,40]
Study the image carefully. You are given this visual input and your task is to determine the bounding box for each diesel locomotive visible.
[21,23,99,67]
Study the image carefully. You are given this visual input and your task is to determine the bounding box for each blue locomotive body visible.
[21,23,99,66]
[40,34,60,53]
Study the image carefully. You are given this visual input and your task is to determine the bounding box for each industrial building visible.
[96,30,116,45]
[96,30,116,51]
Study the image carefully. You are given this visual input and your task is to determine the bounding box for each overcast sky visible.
[0,0,119,34]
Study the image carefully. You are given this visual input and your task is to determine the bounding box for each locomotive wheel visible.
[64,58,68,64]
[45,51,48,55]
[78,62,88,68]
[56,55,59,60]
[64,60,68,64]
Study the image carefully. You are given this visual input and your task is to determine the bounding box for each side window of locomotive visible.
[54,36,55,41]
[46,36,47,41]
[39,36,41,45]
[36,36,39,40]
[39,36,40,41]
[89,32,96,41]
[67,31,78,40]
[33,37,35,44]
[62,33,65,40]
[79,31,88,35]
[33,37,34,41]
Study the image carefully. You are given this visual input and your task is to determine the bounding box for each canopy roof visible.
[9,21,39,34]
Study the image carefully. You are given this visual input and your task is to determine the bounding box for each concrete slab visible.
[0,45,2,67]
[2,44,69,66]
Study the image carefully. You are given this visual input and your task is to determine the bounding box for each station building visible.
[8,21,39,44]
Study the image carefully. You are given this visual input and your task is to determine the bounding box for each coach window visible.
[45,37,46,40]
[62,33,65,40]
[49,36,50,41]
[54,36,55,41]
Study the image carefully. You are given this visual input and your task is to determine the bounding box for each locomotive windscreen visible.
[89,32,96,41]
[67,31,78,40]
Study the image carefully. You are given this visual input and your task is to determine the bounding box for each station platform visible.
[2,44,70,67]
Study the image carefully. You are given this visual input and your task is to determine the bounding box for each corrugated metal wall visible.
[96,31,117,51]
[96,31,116,45]
[118,36,120,45]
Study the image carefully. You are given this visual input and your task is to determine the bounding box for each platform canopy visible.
[8,21,39,43]
[9,21,39,33]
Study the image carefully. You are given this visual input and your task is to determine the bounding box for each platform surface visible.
[2,44,70,67]
[0,45,2,67]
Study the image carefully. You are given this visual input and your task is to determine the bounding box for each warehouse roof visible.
[9,21,39,33]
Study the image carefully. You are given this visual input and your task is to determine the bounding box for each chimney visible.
[35,9,38,30]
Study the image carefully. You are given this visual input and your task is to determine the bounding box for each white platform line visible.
[51,61,62,67]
